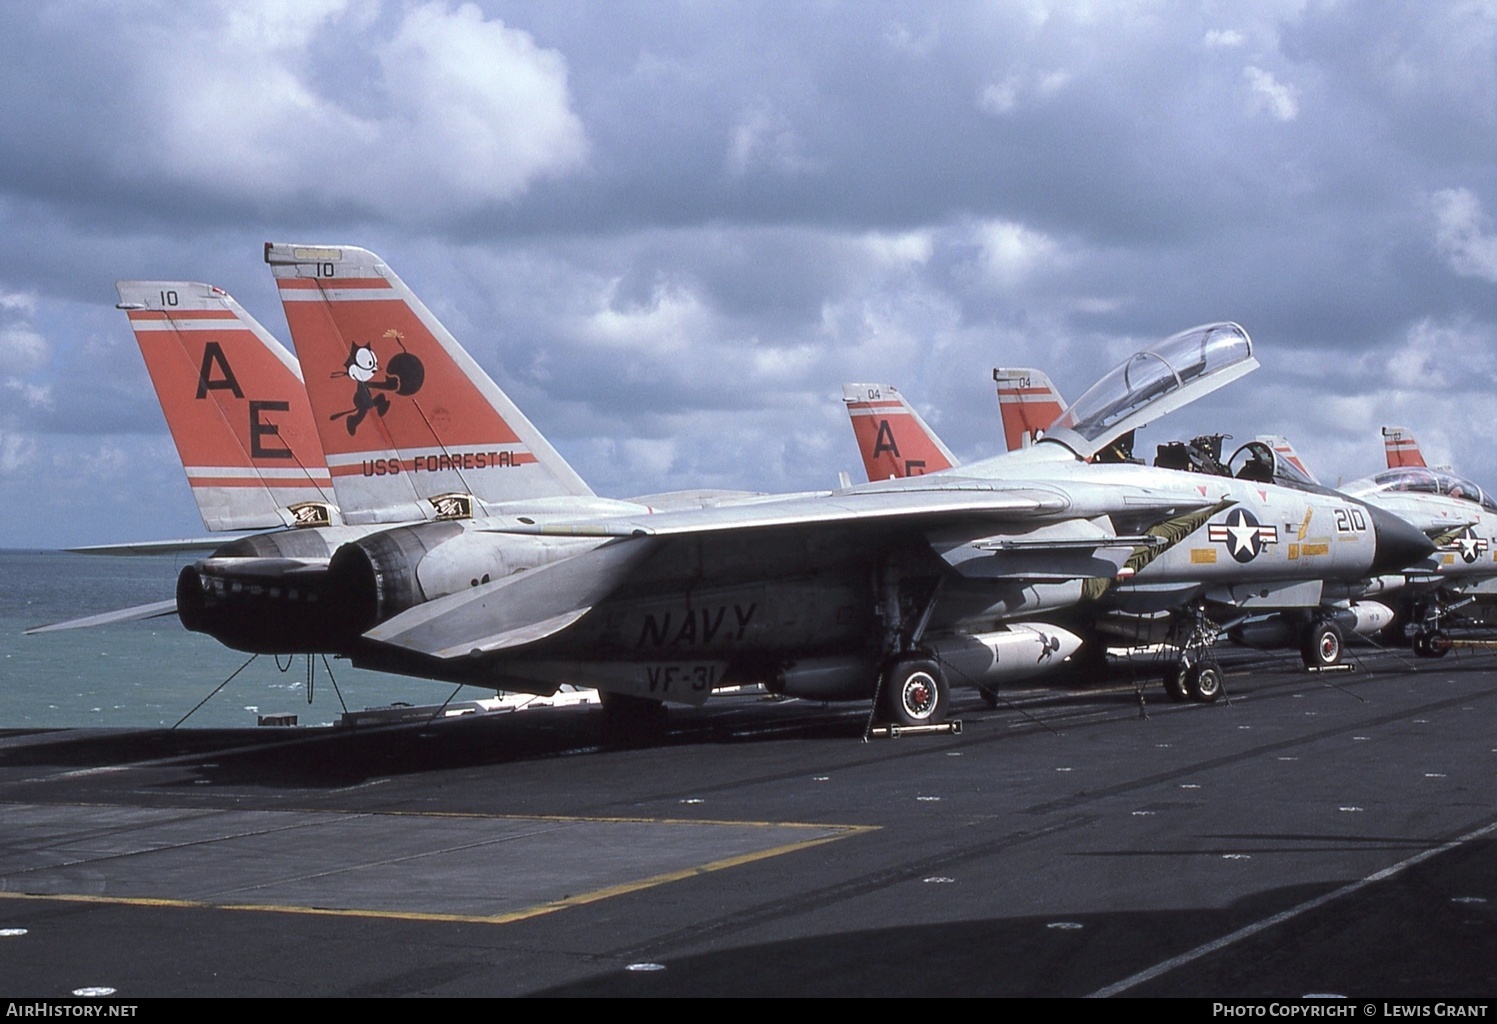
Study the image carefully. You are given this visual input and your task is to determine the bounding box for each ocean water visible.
[0,550,450,729]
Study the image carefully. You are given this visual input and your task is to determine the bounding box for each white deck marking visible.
[1088,818,1497,998]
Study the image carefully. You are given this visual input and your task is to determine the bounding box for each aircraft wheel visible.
[1162,664,1188,702]
[881,659,949,726]
[979,685,1000,709]
[1300,619,1344,670]
[1412,631,1451,658]
[1184,663,1223,703]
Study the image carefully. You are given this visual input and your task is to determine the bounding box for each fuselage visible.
[175,439,1435,703]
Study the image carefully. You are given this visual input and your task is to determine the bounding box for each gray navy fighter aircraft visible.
[842,360,1437,699]
[39,245,1435,734]
[1341,427,1497,656]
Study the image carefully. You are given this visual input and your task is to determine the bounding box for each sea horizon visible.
[0,549,448,730]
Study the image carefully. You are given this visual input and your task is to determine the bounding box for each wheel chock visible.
[867,720,963,739]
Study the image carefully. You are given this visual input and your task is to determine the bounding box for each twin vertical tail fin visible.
[993,367,1067,452]
[265,243,593,525]
[1382,426,1427,469]
[841,383,957,482]
[117,281,338,532]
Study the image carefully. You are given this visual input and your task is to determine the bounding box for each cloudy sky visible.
[2,1,1496,547]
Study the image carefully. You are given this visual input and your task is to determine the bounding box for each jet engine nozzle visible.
[326,523,602,637]
[1365,504,1438,576]
[326,522,465,637]
[176,558,355,654]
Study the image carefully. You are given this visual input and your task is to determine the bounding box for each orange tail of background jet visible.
[993,367,1066,451]
[1382,426,1428,469]
[117,281,338,532]
[841,383,957,481]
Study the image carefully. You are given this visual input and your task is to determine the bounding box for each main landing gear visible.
[1161,605,1226,704]
[869,558,954,732]
[1402,598,1454,658]
[1162,658,1224,703]
[878,657,951,727]
[1300,618,1345,670]
[1412,628,1452,658]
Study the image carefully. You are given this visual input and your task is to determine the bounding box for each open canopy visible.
[1041,323,1257,460]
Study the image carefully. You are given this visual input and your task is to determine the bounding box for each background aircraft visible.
[1339,428,1497,655]
[1382,426,1428,469]
[841,369,1431,693]
[993,368,1066,452]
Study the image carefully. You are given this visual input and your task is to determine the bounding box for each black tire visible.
[1185,663,1223,703]
[1162,664,1188,702]
[1300,619,1344,670]
[978,686,1000,709]
[880,659,949,726]
[1412,631,1448,658]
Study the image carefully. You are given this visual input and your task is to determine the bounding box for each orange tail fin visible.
[117,281,337,531]
[1382,426,1427,469]
[993,367,1066,451]
[266,243,592,524]
[841,383,957,482]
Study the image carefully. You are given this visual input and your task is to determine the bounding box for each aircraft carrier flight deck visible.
[1,648,1494,998]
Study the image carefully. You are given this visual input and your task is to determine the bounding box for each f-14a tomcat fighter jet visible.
[844,358,1437,699]
[167,246,1432,729]
[1339,428,1497,656]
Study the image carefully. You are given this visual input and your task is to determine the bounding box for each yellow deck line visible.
[0,814,877,926]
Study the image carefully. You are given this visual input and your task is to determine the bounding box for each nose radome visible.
[1365,503,1437,576]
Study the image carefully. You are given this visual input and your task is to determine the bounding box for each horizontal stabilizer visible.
[66,536,254,556]
[196,556,331,578]
[365,538,653,659]
[26,599,178,635]
[431,607,593,658]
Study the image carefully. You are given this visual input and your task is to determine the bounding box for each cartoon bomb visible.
[330,330,425,435]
